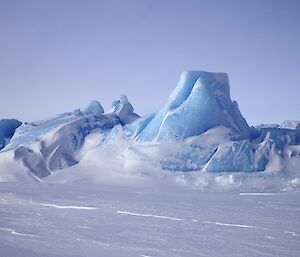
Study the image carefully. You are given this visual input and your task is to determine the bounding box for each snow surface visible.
[0,182,299,257]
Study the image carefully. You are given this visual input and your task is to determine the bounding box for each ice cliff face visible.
[0,71,299,181]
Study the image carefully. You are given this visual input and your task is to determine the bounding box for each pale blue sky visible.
[0,0,299,125]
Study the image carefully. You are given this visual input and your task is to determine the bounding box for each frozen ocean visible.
[0,71,299,256]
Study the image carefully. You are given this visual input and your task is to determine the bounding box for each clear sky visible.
[0,0,299,126]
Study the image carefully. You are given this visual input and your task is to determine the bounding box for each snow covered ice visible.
[1,71,300,180]
[0,71,300,256]
[0,183,299,257]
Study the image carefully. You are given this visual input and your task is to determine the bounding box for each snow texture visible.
[0,183,299,257]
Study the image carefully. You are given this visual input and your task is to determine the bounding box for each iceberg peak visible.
[137,71,251,141]
[82,100,104,115]
[112,95,140,124]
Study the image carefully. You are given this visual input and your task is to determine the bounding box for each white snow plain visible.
[0,182,299,257]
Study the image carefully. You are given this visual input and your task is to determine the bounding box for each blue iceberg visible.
[137,71,252,142]
[0,119,22,150]
[0,70,299,180]
[1,98,139,178]
[82,100,104,115]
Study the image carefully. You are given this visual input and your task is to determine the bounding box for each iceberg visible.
[280,120,300,129]
[82,100,104,115]
[137,71,252,142]
[128,71,300,173]
[112,95,140,124]
[0,71,299,183]
[0,119,22,150]
[0,98,139,178]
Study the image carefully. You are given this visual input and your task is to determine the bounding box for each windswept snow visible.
[0,227,40,238]
[117,211,258,228]
[239,192,277,196]
[202,221,256,229]
[284,231,299,237]
[0,183,299,257]
[41,203,98,210]
[117,211,184,221]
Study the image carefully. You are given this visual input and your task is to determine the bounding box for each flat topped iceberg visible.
[137,71,252,142]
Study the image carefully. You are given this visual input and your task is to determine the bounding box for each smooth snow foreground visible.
[0,183,299,257]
